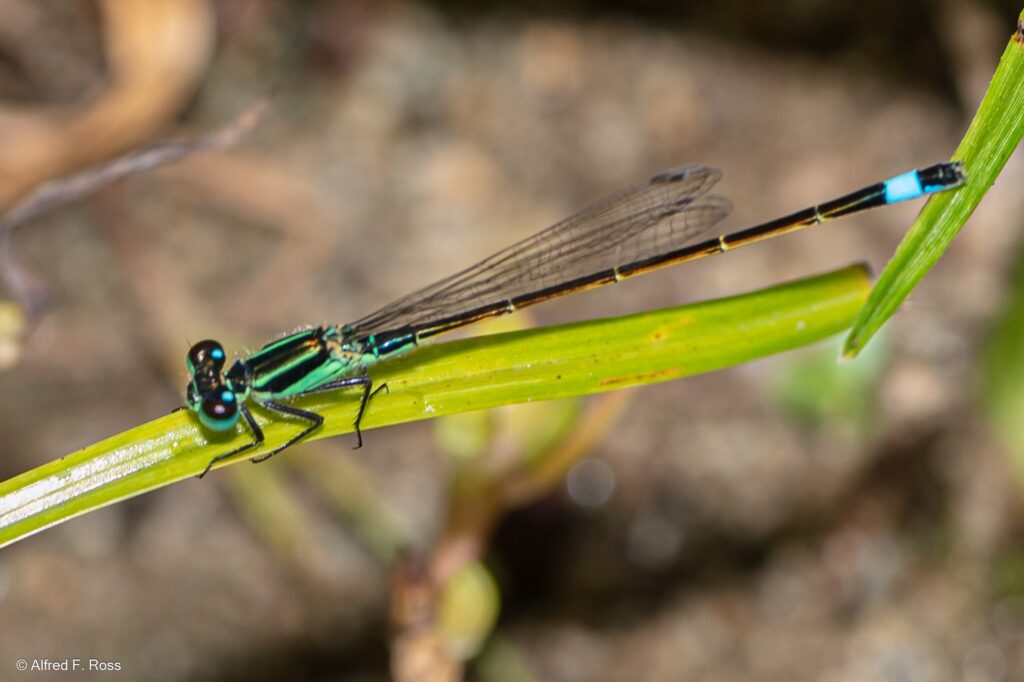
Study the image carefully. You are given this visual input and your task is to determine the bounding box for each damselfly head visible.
[185,339,240,431]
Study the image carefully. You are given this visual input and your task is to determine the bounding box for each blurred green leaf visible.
[436,410,499,461]
[843,11,1024,358]
[773,334,888,432]
[224,460,316,565]
[439,561,501,660]
[475,636,539,682]
[293,449,409,562]
[991,547,1024,598]
[981,236,1024,486]
[0,265,871,548]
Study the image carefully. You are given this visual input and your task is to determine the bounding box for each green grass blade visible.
[843,12,1024,358]
[0,265,872,548]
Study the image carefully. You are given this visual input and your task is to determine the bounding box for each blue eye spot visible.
[212,349,225,360]
[221,390,235,402]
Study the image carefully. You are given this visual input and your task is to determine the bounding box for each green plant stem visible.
[0,265,871,548]
[843,10,1024,357]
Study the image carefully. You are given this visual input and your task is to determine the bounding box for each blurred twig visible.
[391,552,463,682]
[0,97,271,326]
[0,0,217,367]
[0,0,215,208]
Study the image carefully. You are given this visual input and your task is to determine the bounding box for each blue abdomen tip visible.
[884,171,924,204]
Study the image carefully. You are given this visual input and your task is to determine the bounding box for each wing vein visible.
[351,165,731,335]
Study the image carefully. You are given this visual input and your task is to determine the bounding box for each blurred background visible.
[1,1,1023,680]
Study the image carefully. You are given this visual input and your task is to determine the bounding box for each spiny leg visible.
[359,381,390,446]
[197,405,264,479]
[210,374,386,473]
[248,400,324,464]
[307,373,387,448]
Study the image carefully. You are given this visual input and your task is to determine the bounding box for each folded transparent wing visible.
[350,165,731,335]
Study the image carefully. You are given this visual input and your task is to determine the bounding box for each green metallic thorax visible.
[233,326,417,403]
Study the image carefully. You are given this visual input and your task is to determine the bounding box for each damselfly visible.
[185,162,964,477]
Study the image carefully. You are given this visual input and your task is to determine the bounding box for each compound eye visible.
[187,340,227,373]
[198,389,239,431]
